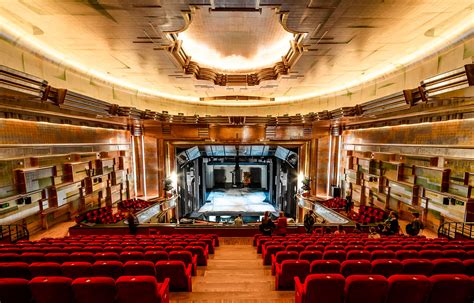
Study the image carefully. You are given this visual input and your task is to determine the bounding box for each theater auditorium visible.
[0,1,473,302]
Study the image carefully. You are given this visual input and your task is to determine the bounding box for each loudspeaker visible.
[442,197,450,205]
[331,186,341,198]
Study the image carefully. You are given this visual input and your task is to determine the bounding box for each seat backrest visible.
[401,259,434,276]
[0,262,31,279]
[346,250,371,260]
[298,251,322,263]
[427,274,474,303]
[61,262,93,279]
[431,259,465,275]
[29,262,62,277]
[304,274,345,303]
[123,261,156,276]
[169,250,193,265]
[345,275,388,303]
[371,259,403,278]
[395,250,419,260]
[463,259,474,276]
[120,251,145,262]
[95,252,120,261]
[341,260,372,277]
[310,260,341,274]
[371,250,396,260]
[419,250,443,260]
[116,276,160,303]
[281,260,310,280]
[323,250,346,262]
[0,278,32,303]
[70,252,95,263]
[286,244,305,253]
[29,276,74,303]
[72,277,116,303]
[92,261,124,279]
[45,253,71,263]
[386,275,431,303]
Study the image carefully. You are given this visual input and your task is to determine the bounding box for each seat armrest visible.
[294,276,304,303]
[191,255,198,266]
[271,254,276,265]
[186,264,193,292]
[186,264,193,277]
[158,278,170,303]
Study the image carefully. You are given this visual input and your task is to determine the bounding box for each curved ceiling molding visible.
[165,7,306,87]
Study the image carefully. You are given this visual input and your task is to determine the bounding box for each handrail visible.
[0,224,29,243]
[437,221,474,239]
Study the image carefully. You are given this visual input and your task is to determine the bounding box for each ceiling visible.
[0,0,472,105]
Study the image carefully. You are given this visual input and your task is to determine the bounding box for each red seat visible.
[386,275,431,303]
[0,262,30,279]
[72,277,116,303]
[427,274,474,303]
[155,260,192,291]
[298,251,323,263]
[384,245,403,252]
[82,246,104,254]
[275,260,310,290]
[371,259,403,277]
[92,261,124,279]
[61,262,93,279]
[419,250,443,260]
[120,251,145,263]
[95,252,120,261]
[169,250,197,276]
[164,245,184,253]
[123,246,145,252]
[442,250,465,260]
[271,251,299,275]
[344,275,388,303]
[20,252,46,263]
[144,251,169,263]
[404,244,423,251]
[0,278,32,303]
[0,253,21,262]
[422,244,442,250]
[463,259,474,276]
[346,250,371,260]
[341,260,372,277]
[325,245,345,251]
[323,250,346,262]
[185,246,208,266]
[365,245,384,252]
[123,261,156,276]
[263,245,285,265]
[402,259,434,276]
[70,252,95,263]
[29,276,74,303]
[45,253,71,263]
[371,250,396,260]
[431,259,465,275]
[295,274,345,303]
[29,262,62,277]
[103,246,123,254]
[395,250,419,260]
[310,260,341,274]
[286,244,305,253]
[305,245,325,252]
[116,276,169,303]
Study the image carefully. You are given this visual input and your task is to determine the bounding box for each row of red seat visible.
[275,259,474,290]
[294,274,474,303]
[0,276,169,303]
[0,260,192,291]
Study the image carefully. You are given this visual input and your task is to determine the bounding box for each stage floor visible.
[197,188,278,216]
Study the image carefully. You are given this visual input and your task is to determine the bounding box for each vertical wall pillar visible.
[131,122,146,198]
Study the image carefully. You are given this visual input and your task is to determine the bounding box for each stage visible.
[197,188,278,216]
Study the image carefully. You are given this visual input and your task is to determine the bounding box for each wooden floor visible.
[170,237,294,303]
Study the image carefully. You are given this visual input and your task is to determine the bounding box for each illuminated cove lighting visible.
[178,32,294,72]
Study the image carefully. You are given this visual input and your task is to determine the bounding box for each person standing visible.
[234,214,244,226]
[259,211,275,236]
[127,209,139,235]
[304,210,316,233]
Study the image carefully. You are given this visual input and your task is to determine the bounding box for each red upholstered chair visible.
[120,251,145,263]
[419,250,443,260]
[20,252,46,263]
[298,240,314,247]
[263,245,285,265]
[371,259,403,277]
[384,245,403,252]
[82,246,104,254]
[386,275,431,303]
[364,245,384,252]
[344,275,388,303]
[275,260,310,290]
[169,251,197,276]
[402,259,434,276]
[0,262,31,279]
[271,251,299,275]
[116,276,170,303]
[395,250,419,260]
[286,244,305,254]
[305,245,325,252]
[92,261,123,279]
[123,260,156,276]
[95,252,120,261]
[185,246,208,266]
[295,274,345,303]
[325,245,345,251]
[341,260,372,277]
[310,260,341,274]
[29,276,74,303]
[72,277,116,303]
[345,245,365,252]
[422,244,442,250]
[298,251,323,263]
[442,249,465,260]
[155,260,192,292]
[463,259,474,276]
[63,246,84,254]
[70,252,95,263]
[61,262,93,279]
[427,274,474,303]
[323,250,346,262]
[0,253,21,262]
[346,250,371,260]
[404,244,423,251]
[45,253,71,263]
[431,259,465,275]
[103,246,123,254]
[0,278,32,303]
[29,262,62,277]
[371,250,396,260]
[123,246,145,253]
